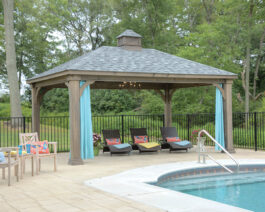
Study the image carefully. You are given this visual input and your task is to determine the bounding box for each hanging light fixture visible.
[118,81,141,89]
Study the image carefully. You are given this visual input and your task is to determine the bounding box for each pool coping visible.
[84,159,265,212]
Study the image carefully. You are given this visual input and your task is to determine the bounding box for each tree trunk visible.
[245,1,254,114]
[253,27,265,98]
[2,0,23,123]
[202,0,215,24]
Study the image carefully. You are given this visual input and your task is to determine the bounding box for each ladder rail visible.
[198,129,240,173]
[207,155,233,174]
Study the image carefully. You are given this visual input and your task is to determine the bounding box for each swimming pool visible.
[86,160,265,212]
[154,168,265,212]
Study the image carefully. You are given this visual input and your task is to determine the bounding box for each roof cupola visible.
[117,29,142,50]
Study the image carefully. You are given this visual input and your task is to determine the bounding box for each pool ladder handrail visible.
[197,129,240,174]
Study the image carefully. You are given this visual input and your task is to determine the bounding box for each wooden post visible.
[164,88,172,127]
[31,85,40,136]
[68,80,83,165]
[155,87,176,127]
[223,80,235,153]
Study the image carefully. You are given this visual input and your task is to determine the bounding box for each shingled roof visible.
[28,29,237,81]
[116,29,142,38]
[29,46,236,81]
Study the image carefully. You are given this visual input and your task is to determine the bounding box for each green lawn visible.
[0,120,70,152]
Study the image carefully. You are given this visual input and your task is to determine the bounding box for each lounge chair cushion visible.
[134,136,148,143]
[4,151,27,157]
[168,140,193,150]
[166,137,181,142]
[112,143,131,149]
[106,138,121,145]
[0,152,5,163]
[108,143,132,154]
[31,141,50,154]
[173,141,191,146]
[138,142,160,149]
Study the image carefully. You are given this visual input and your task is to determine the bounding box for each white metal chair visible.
[19,132,57,175]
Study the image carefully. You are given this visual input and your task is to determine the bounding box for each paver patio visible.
[1,148,265,212]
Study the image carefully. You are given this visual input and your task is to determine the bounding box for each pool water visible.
[155,172,265,212]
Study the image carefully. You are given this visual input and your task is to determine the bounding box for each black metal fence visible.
[0,112,264,152]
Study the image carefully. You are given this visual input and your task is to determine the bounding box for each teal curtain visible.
[215,84,225,151]
[80,81,94,159]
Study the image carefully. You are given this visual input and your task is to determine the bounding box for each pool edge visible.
[85,159,264,212]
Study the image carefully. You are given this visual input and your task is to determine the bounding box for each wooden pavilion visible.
[27,29,237,165]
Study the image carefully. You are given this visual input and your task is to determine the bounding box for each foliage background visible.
[0,0,264,116]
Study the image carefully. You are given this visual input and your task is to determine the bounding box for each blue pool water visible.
[156,172,265,212]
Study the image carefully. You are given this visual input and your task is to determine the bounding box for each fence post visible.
[162,114,165,127]
[121,115,124,143]
[23,116,26,133]
[254,112,257,151]
[187,114,190,140]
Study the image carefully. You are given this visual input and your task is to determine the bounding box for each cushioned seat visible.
[130,128,161,153]
[160,127,193,152]
[102,130,132,155]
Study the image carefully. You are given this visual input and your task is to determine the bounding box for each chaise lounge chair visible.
[102,130,132,156]
[160,127,193,152]
[130,128,161,153]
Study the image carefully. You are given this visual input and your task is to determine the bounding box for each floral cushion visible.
[31,141,50,154]
[166,137,181,142]
[134,136,148,144]
[106,138,121,145]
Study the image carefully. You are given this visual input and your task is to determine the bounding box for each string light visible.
[118,81,141,89]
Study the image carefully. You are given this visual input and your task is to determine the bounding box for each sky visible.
[0,74,27,96]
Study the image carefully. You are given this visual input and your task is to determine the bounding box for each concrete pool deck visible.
[1,147,265,212]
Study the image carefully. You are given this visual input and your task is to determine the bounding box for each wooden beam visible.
[32,76,68,88]
[31,85,40,135]
[80,80,95,97]
[31,86,51,135]
[169,88,177,99]
[26,69,237,84]
[79,75,226,85]
[29,72,221,90]
[154,90,165,101]
[91,82,168,90]
[212,83,226,100]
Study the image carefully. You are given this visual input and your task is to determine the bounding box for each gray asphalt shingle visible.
[29,46,236,80]
[116,29,142,38]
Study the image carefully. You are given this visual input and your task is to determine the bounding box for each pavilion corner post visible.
[31,85,41,136]
[156,87,176,127]
[67,80,83,165]
[31,86,50,137]
[223,80,235,153]
[164,88,172,127]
